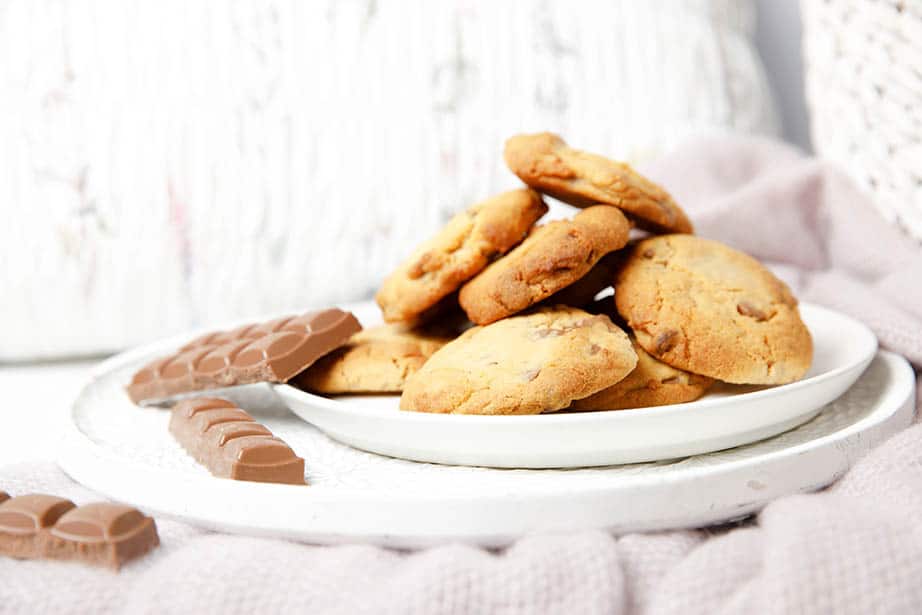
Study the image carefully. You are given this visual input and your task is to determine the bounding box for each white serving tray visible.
[57,303,914,547]
[278,303,878,468]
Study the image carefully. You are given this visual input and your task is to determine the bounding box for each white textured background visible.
[0,0,779,360]
[803,0,922,240]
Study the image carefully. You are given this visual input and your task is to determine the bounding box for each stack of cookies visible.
[296,133,813,415]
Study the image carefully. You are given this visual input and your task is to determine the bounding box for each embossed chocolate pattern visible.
[45,503,160,569]
[126,308,361,404]
[169,397,306,485]
[0,495,159,569]
[0,495,76,537]
[51,504,149,543]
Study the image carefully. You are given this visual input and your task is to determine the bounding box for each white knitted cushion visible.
[803,0,922,242]
[0,0,778,359]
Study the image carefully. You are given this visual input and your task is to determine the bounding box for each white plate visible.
[58,347,915,548]
[277,302,879,468]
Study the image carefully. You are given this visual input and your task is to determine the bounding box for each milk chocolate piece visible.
[126,308,362,404]
[0,495,158,569]
[0,495,76,559]
[0,491,8,504]
[169,398,306,485]
[46,503,160,570]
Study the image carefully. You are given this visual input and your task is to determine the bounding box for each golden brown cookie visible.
[504,132,693,234]
[295,325,453,394]
[616,235,813,384]
[376,189,548,323]
[458,206,631,325]
[541,251,623,309]
[570,338,714,410]
[401,306,637,415]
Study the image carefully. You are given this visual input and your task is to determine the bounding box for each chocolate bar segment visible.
[169,398,306,485]
[0,495,77,559]
[126,308,362,404]
[46,503,160,570]
[0,495,158,569]
[205,421,273,448]
[0,491,8,505]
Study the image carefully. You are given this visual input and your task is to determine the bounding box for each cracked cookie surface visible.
[376,188,547,323]
[458,206,630,325]
[615,235,813,384]
[295,325,454,394]
[504,132,693,234]
[400,306,637,415]
[570,337,714,410]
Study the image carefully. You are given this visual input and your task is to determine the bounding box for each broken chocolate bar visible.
[45,503,160,570]
[0,495,76,559]
[127,308,362,404]
[0,494,159,570]
[169,398,306,485]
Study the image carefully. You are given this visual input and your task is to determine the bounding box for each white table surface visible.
[1,360,97,467]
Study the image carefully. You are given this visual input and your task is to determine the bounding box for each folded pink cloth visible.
[2,136,920,614]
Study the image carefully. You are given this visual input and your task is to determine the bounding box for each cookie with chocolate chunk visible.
[376,189,547,323]
[615,235,812,384]
[400,306,637,415]
[295,325,455,394]
[459,206,631,325]
[504,132,693,234]
[570,337,714,410]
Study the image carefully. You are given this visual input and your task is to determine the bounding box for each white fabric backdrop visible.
[0,0,778,359]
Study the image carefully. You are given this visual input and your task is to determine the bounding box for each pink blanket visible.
[2,136,921,614]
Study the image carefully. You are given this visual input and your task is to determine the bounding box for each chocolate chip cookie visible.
[541,251,623,309]
[295,325,455,394]
[570,337,714,410]
[504,132,693,234]
[615,235,813,384]
[458,206,631,325]
[400,306,637,415]
[376,188,547,323]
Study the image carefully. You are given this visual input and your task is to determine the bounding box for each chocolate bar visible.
[169,398,306,485]
[0,494,75,559]
[0,494,159,570]
[127,308,362,404]
[46,503,160,569]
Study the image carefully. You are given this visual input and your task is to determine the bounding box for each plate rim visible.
[57,351,917,545]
